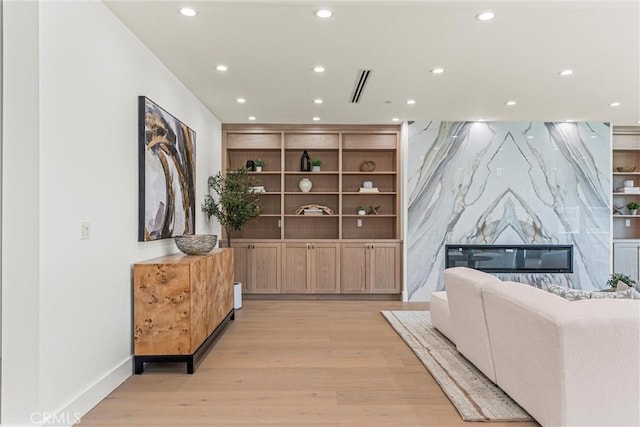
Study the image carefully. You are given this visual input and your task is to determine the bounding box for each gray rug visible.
[381,310,534,422]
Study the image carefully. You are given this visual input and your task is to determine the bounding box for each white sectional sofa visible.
[431,267,640,427]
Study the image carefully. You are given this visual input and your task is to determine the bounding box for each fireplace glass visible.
[445,245,573,273]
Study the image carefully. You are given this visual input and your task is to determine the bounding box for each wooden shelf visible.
[342,171,397,175]
[284,171,339,175]
[284,214,339,217]
[613,127,640,240]
[222,124,402,295]
[342,191,398,196]
[284,191,340,195]
[342,214,396,218]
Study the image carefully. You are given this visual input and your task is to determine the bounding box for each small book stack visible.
[616,187,640,194]
[358,187,380,193]
[303,208,323,215]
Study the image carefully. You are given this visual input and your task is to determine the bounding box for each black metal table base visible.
[134,309,235,374]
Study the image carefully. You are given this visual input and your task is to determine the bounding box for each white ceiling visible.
[104,0,640,125]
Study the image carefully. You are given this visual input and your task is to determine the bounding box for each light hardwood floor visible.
[80,300,538,427]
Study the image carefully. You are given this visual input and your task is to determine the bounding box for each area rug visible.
[381,310,533,422]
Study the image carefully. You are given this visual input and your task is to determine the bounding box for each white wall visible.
[2,1,222,425]
[2,1,41,424]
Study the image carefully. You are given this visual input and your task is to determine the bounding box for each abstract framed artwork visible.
[138,96,196,241]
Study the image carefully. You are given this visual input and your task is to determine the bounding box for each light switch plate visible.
[80,221,91,239]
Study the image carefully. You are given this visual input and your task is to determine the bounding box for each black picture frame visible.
[138,96,196,241]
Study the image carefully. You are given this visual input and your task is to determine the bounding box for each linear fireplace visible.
[445,244,573,273]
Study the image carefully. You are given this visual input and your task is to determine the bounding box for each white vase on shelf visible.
[299,178,313,193]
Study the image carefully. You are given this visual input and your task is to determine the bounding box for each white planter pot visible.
[631,209,638,215]
[234,282,242,309]
[299,178,313,192]
[255,166,263,172]
[358,209,367,216]
[312,166,321,172]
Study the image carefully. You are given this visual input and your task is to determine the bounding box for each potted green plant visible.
[311,158,322,172]
[254,158,265,172]
[606,272,636,290]
[357,206,367,215]
[202,167,261,247]
[627,201,640,215]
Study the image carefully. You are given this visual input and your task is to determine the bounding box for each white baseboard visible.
[54,356,132,426]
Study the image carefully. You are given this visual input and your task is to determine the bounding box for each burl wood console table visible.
[133,248,234,374]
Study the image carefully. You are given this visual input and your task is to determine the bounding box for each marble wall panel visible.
[407,121,611,301]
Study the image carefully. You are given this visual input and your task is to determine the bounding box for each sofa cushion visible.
[444,267,501,383]
[591,288,640,299]
[546,283,640,300]
[545,283,592,300]
[430,291,454,342]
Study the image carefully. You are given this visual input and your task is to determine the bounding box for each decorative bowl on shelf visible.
[175,234,218,255]
[616,166,636,172]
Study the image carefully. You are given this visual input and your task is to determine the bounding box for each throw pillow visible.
[591,288,640,300]
[545,283,592,301]
[616,280,631,291]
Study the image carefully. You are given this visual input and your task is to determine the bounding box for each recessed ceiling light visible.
[312,117,320,121]
[476,119,486,122]
[406,99,416,105]
[505,100,517,106]
[391,118,400,122]
[565,119,574,123]
[590,135,597,138]
[236,98,246,103]
[610,102,621,107]
[216,65,228,72]
[315,9,332,18]
[313,99,323,104]
[559,69,574,76]
[431,67,444,74]
[476,11,495,21]
[180,8,197,17]
[313,66,325,73]
[527,135,534,139]
[248,116,256,121]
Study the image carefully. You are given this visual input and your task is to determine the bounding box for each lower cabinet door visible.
[282,243,309,293]
[250,243,282,293]
[310,243,340,293]
[230,243,250,292]
[340,243,368,293]
[369,242,401,294]
[613,242,640,284]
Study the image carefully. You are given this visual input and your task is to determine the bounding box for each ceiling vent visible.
[350,69,372,103]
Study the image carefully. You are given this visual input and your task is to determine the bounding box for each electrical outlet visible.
[626,219,631,227]
[80,221,91,239]
[357,219,362,227]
